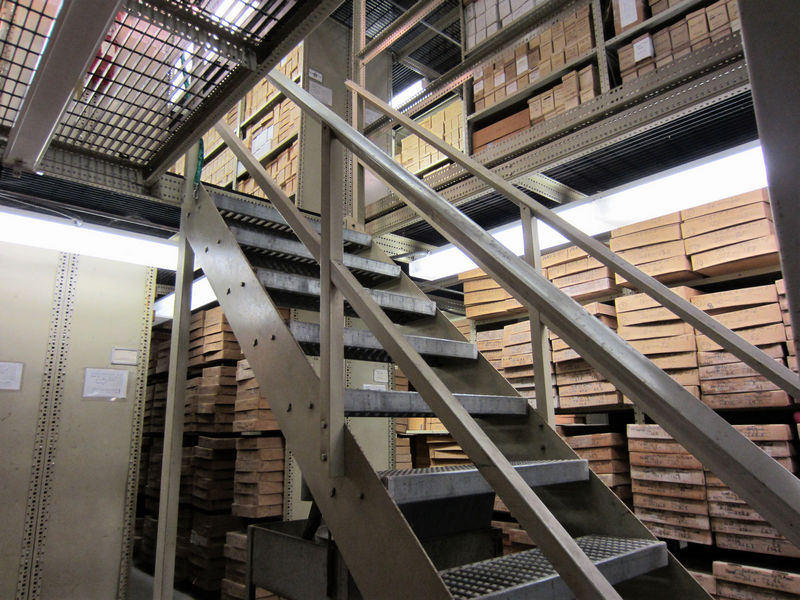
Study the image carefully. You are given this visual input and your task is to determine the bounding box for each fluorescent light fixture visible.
[0,205,179,270]
[152,276,218,324]
[410,142,768,281]
[391,80,424,109]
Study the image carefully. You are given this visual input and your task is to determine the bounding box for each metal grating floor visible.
[440,535,667,599]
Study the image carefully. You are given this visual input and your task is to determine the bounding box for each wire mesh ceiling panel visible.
[0,0,62,128]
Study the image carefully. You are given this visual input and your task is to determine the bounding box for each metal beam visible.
[143,0,341,186]
[122,0,257,68]
[269,71,800,551]
[153,145,197,600]
[393,7,460,63]
[738,0,800,358]
[2,0,123,171]
[358,0,447,64]
[397,55,441,81]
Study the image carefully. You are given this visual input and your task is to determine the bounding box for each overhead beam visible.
[143,1,341,186]
[358,0,447,64]
[397,55,440,81]
[2,0,124,172]
[394,7,460,63]
[123,0,257,68]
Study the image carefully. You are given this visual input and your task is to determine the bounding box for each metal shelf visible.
[468,50,598,126]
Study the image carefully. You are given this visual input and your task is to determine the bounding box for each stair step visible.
[440,535,667,599]
[290,321,478,361]
[254,267,435,320]
[380,460,589,504]
[230,224,399,281]
[211,191,372,249]
[344,389,527,417]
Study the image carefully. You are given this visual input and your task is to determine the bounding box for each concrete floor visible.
[129,566,197,600]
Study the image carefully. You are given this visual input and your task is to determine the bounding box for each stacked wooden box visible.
[471,6,594,109]
[394,99,464,173]
[192,437,236,511]
[186,365,238,434]
[145,380,167,434]
[452,318,473,341]
[682,188,778,277]
[240,140,299,199]
[627,424,712,545]
[242,43,302,122]
[777,279,798,370]
[565,432,631,503]
[490,518,535,555]
[202,148,238,187]
[687,570,716,597]
[527,65,600,126]
[544,244,617,301]
[188,307,244,368]
[201,105,238,158]
[551,303,621,409]
[221,531,278,600]
[610,211,694,287]
[691,285,790,408]
[232,436,284,519]
[413,434,470,467]
[706,424,800,558]
[501,319,556,403]
[713,561,800,600]
[189,513,243,593]
[618,0,739,84]
[396,437,413,469]
[459,266,524,320]
[394,367,410,434]
[234,360,280,432]
[477,329,505,371]
[615,287,700,399]
[145,438,164,513]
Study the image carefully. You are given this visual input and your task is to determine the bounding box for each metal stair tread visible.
[211,191,372,249]
[254,266,436,318]
[380,460,590,504]
[290,321,478,360]
[440,535,668,599]
[230,224,399,280]
[344,389,527,417]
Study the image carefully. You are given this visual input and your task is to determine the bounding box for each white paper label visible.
[252,128,272,156]
[506,80,518,95]
[373,368,389,383]
[308,80,333,106]
[0,362,23,390]
[474,79,484,93]
[83,368,128,399]
[308,68,323,83]
[618,0,639,27]
[515,55,529,74]
[493,71,506,87]
[633,36,654,62]
[362,383,387,391]
[111,347,138,366]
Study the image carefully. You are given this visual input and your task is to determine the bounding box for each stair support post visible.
[320,124,346,477]
[520,205,556,426]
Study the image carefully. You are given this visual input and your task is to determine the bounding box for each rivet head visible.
[287,403,292,412]
[253,339,258,346]
[270,334,276,341]
[321,453,327,462]
[330,488,336,497]
[321,421,327,429]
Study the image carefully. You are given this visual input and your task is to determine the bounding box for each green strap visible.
[194,139,204,186]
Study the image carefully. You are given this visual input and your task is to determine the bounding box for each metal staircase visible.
[171,71,800,599]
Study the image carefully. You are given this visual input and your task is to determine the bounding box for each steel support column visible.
[320,125,345,477]
[738,0,800,358]
[3,0,123,171]
[350,0,367,226]
[520,206,555,425]
[152,144,198,600]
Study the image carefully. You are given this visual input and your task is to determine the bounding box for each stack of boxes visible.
[189,513,243,593]
[551,303,621,409]
[527,65,600,125]
[543,244,617,301]
[234,359,280,432]
[244,98,301,160]
[192,437,236,512]
[707,425,800,557]
[186,365,238,434]
[501,319,556,402]
[232,436,285,518]
[459,266,524,320]
[615,288,701,399]
[394,99,464,173]
[201,148,238,188]
[565,432,631,503]
[463,0,502,50]
[692,285,791,408]
[682,188,778,277]
[412,435,470,466]
[396,437,413,469]
[452,318,474,341]
[472,6,594,111]
[188,307,244,368]
[713,561,800,599]
[627,424,712,545]
[611,0,649,36]
[477,329,505,371]
[777,279,797,371]
[610,211,694,286]
[239,140,299,199]
[617,0,740,84]
[241,43,302,122]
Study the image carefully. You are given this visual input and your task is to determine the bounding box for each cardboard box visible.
[632,33,655,63]
[669,21,690,50]
[687,8,709,41]
[706,0,730,30]
[612,0,649,35]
